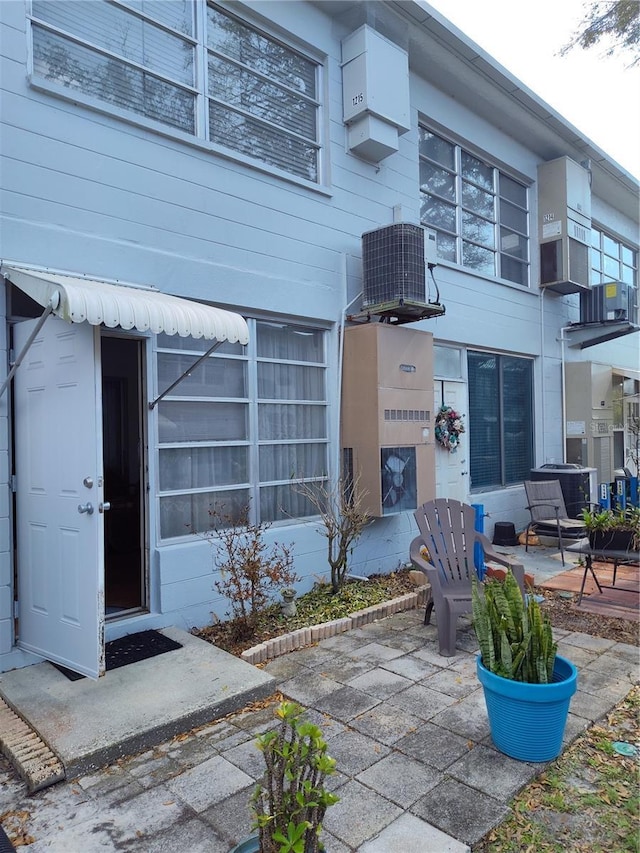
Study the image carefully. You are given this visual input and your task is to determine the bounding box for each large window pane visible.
[421,196,456,232]
[208,55,316,138]
[462,212,494,247]
[499,174,527,207]
[160,488,249,538]
[469,353,500,489]
[158,353,246,397]
[209,103,318,181]
[258,363,324,401]
[420,161,455,200]
[468,352,533,489]
[260,484,320,522]
[461,152,493,190]
[502,357,533,484]
[501,255,528,286]
[33,0,195,84]
[500,228,528,260]
[159,446,248,490]
[419,128,455,168]
[158,400,247,441]
[462,182,493,217]
[257,322,324,361]
[258,404,326,440]
[462,241,494,274]
[33,27,195,131]
[259,443,327,481]
[207,5,316,97]
[499,200,527,233]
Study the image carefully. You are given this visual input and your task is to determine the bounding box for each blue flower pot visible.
[230,836,259,853]
[477,654,578,762]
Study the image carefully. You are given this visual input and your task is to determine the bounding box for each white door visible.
[14,316,105,678]
[434,380,469,503]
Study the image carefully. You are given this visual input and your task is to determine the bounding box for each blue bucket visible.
[477,654,578,762]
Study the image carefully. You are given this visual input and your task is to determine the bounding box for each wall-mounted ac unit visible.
[363,222,425,305]
[580,281,636,324]
[360,223,444,325]
[538,156,591,295]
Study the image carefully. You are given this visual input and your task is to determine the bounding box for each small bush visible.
[206,504,299,641]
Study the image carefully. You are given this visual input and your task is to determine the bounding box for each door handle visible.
[99,502,111,513]
[78,502,94,515]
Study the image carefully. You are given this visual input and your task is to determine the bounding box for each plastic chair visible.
[524,479,591,565]
[410,498,526,657]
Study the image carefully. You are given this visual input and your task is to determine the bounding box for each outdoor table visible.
[566,539,639,605]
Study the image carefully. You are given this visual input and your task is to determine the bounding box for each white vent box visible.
[342,25,410,162]
[538,156,592,295]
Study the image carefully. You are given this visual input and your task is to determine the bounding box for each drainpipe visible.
[558,324,573,465]
[336,251,362,481]
[539,287,546,463]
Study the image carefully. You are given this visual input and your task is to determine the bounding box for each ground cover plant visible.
[472,685,640,853]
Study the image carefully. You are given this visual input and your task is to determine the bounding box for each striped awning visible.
[2,266,249,344]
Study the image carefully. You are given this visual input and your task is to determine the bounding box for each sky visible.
[425,0,640,179]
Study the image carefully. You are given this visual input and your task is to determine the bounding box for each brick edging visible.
[240,586,431,665]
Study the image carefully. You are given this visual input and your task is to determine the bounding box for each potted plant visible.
[232,701,339,853]
[472,569,578,762]
[580,505,640,554]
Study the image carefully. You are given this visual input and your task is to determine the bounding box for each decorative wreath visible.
[434,405,465,452]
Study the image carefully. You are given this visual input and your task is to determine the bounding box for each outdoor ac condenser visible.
[580,281,635,323]
[362,223,427,308]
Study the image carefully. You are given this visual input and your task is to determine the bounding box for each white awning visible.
[2,266,249,344]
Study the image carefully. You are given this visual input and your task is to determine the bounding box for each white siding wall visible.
[0,0,637,660]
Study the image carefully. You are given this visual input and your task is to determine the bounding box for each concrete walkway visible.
[0,544,637,851]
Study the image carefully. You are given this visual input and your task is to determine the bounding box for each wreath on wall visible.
[434,405,465,452]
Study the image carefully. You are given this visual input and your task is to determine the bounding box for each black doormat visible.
[52,630,183,681]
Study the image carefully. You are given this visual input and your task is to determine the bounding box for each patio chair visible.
[409,498,526,656]
[523,479,591,566]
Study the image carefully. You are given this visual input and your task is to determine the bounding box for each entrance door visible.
[102,336,146,616]
[14,316,105,678]
[434,380,469,503]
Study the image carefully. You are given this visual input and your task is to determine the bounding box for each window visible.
[590,227,637,309]
[419,127,529,285]
[156,320,328,539]
[467,352,533,489]
[30,1,322,183]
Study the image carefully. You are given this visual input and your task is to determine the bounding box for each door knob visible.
[99,502,111,513]
[78,502,94,515]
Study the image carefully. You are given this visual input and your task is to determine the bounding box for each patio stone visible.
[447,744,538,798]
[323,728,391,776]
[350,702,425,746]
[395,721,470,770]
[357,751,443,807]
[323,779,403,848]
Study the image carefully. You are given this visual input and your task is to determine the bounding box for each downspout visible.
[336,251,362,481]
[539,286,546,463]
[559,324,573,465]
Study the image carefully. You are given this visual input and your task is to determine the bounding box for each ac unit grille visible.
[384,409,430,422]
[568,237,589,287]
[362,223,426,307]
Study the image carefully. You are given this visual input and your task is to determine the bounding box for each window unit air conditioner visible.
[580,282,636,324]
[538,157,591,295]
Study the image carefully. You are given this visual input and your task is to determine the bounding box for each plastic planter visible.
[477,654,578,762]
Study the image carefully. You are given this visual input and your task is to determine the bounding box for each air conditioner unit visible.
[580,282,636,324]
[362,222,426,307]
[538,157,591,295]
